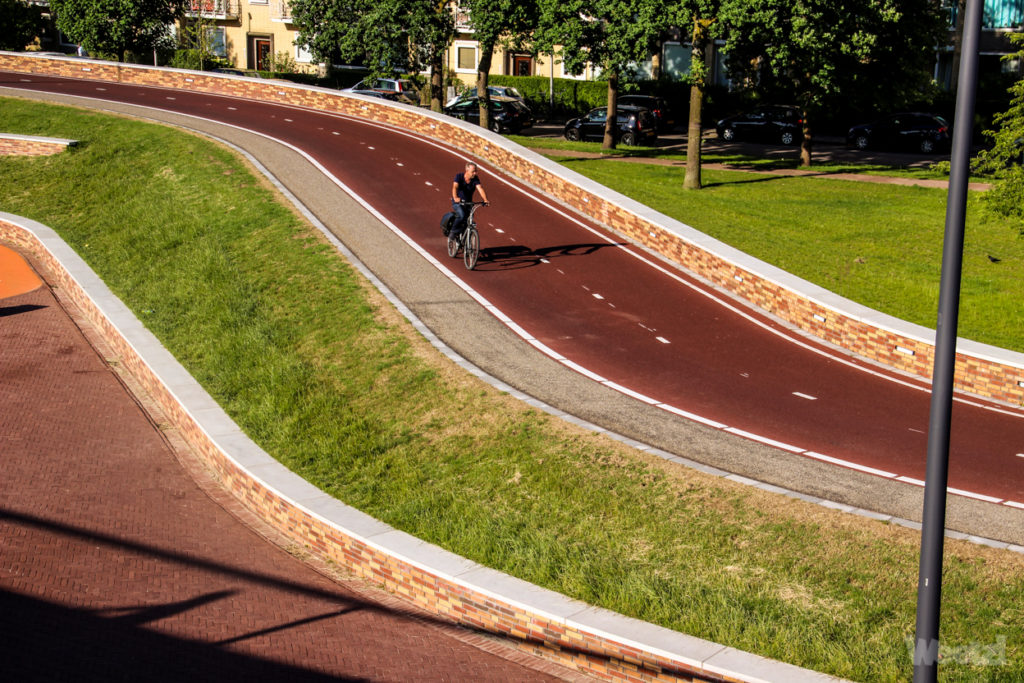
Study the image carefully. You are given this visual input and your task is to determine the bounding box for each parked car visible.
[342,77,419,104]
[715,105,802,146]
[445,85,525,108]
[563,105,658,146]
[846,113,951,154]
[346,89,401,101]
[443,95,534,133]
[617,94,675,132]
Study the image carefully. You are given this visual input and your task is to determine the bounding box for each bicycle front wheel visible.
[463,228,479,270]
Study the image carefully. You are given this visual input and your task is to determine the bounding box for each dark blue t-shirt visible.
[454,172,480,202]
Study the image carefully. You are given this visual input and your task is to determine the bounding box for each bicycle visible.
[446,201,486,270]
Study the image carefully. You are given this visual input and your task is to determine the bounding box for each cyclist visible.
[450,162,489,242]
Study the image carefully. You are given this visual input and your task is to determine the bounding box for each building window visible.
[207,27,226,57]
[662,42,691,80]
[455,42,477,73]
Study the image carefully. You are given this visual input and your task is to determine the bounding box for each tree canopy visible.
[48,0,177,62]
[460,0,538,129]
[0,0,46,51]
[719,0,946,165]
[290,0,454,109]
[536,0,668,149]
[975,32,1024,228]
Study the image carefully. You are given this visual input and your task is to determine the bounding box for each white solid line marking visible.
[659,404,727,429]
[793,392,817,400]
[1004,500,1024,510]
[603,381,661,405]
[948,487,1003,503]
[724,428,804,453]
[93,93,1018,510]
[803,452,897,478]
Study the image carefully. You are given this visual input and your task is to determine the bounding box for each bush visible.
[487,75,610,120]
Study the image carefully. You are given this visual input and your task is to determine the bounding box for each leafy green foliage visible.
[535,0,669,148]
[488,74,609,118]
[461,0,539,129]
[719,0,946,164]
[0,0,46,51]
[289,0,451,83]
[975,33,1024,231]
[48,0,176,62]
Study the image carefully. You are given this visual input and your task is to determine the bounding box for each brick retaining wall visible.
[2,52,1020,407]
[5,213,840,682]
[0,132,77,156]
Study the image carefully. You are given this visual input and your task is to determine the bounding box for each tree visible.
[290,0,455,111]
[719,0,946,166]
[461,0,538,131]
[666,0,722,190]
[48,0,177,62]
[0,0,46,51]
[536,0,668,150]
[975,33,1024,228]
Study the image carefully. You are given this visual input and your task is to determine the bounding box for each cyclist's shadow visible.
[476,242,624,271]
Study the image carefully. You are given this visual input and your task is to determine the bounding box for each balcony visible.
[182,0,240,20]
[271,0,293,23]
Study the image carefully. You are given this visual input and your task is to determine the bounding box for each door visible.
[248,37,272,71]
[512,55,532,76]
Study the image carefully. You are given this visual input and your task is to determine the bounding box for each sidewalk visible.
[0,244,585,682]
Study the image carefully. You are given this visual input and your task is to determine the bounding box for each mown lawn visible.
[2,97,1022,682]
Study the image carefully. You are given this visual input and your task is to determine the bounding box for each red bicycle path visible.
[8,72,1020,506]
[0,244,589,681]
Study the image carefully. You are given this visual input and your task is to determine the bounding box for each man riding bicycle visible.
[450,162,489,242]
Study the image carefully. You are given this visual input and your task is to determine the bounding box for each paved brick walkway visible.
[0,247,585,682]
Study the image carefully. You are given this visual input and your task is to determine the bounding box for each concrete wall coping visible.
[3,209,847,682]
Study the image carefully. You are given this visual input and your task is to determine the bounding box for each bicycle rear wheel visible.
[447,232,460,258]
[463,227,479,270]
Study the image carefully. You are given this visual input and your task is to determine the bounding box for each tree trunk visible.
[683,18,707,190]
[799,110,813,167]
[430,52,444,112]
[603,69,618,151]
[951,0,966,91]
[477,43,495,131]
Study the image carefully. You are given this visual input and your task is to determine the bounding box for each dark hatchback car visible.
[846,113,951,154]
[617,94,675,132]
[563,105,658,146]
[715,105,802,146]
[443,95,534,133]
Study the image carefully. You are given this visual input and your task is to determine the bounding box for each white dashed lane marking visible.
[793,392,817,401]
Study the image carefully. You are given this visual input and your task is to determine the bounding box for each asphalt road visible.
[3,73,1022,547]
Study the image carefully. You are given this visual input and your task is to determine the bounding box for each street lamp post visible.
[912,0,983,680]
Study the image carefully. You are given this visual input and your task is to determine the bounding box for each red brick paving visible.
[0,248,587,682]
